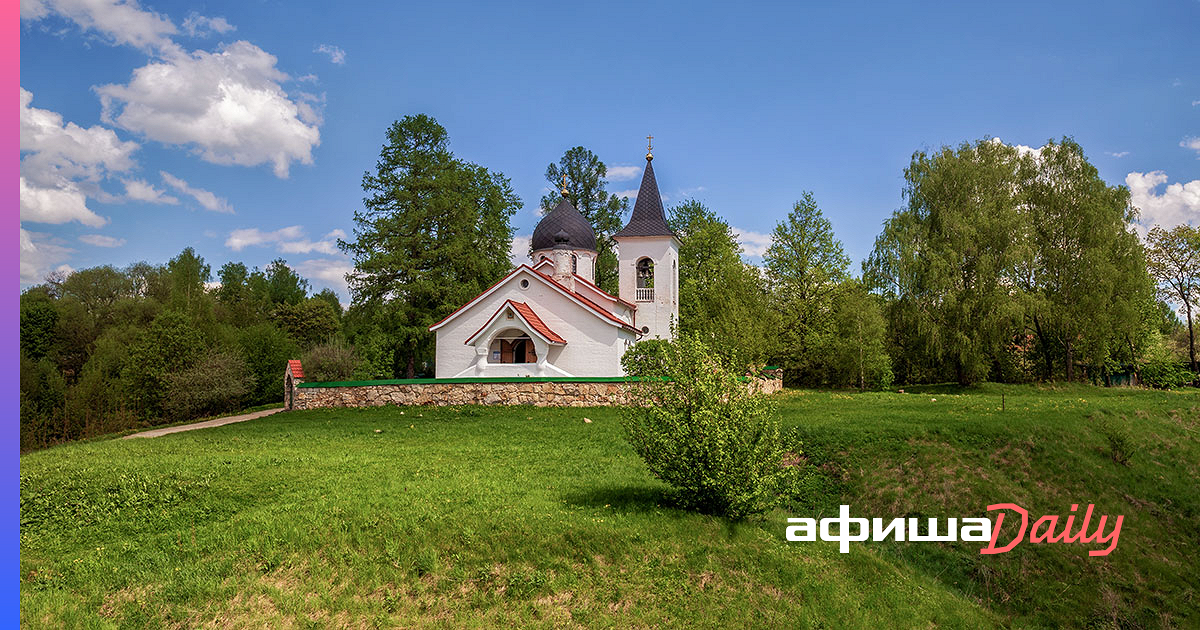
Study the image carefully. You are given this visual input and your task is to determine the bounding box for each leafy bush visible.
[620,338,673,376]
[621,333,792,520]
[271,299,340,349]
[302,339,360,382]
[1140,360,1194,389]
[163,350,255,421]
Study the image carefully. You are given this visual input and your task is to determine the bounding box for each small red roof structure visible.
[288,359,304,379]
[465,300,567,346]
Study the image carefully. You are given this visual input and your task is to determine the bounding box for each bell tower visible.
[613,137,679,340]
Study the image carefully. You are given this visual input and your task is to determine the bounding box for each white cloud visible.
[79,234,126,247]
[732,227,772,258]
[20,228,75,284]
[181,12,234,38]
[606,165,641,181]
[314,44,346,65]
[160,171,233,213]
[510,234,531,266]
[1192,100,1200,107]
[20,87,138,187]
[20,0,177,51]
[225,225,344,255]
[293,257,353,299]
[614,189,638,200]
[1106,151,1130,158]
[97,41,321,178]
[1127,171,1200,231]
[1181,136,1200,158]
[122,178,178,204]
[20,177,107,227]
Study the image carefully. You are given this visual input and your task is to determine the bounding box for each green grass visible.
[20,384,1200,628]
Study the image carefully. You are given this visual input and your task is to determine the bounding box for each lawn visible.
[19,384,1200,628]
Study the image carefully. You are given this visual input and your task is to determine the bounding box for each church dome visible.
[531,196,596,252]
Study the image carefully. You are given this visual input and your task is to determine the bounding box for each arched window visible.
[636,258,654,301]
[571,253,578,274]
[488,330,536,364]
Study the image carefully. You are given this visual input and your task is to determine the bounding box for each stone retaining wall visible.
[287,365,782,410]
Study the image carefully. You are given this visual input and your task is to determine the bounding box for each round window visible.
[641,326,650,334]
[520,279,530,289]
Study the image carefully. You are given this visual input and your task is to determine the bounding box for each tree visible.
[1146,224,1200,371]
[271,298,340,348]
[764,193,851,385]
[822,280,892,390]
[668,200,777,368]
[1022,139,1153,381]
[262,259,310,306]
[539,147,629,293]
[341,114,519,377]
[164,247,212,313]
[865,139,1027,385]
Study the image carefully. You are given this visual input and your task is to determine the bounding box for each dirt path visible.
[122,408,283,439]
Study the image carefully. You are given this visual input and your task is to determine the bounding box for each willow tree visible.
[1022,139,1153,381]
[341,115,519,378]
[865,139,1027,385]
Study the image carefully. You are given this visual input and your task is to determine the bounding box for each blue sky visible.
[19,0,1200,300]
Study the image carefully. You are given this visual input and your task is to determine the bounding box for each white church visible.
[429,146,679,378]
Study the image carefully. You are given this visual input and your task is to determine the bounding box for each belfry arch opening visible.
[636,257,655,301]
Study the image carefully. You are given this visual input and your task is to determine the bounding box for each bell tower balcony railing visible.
[635,287,655,302]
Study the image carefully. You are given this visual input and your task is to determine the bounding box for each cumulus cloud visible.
[20,0,177,51]
[79,234,126,247]
[314,44,345,65]
[160,171,233,213]
[509,234,531,266]
[732,228,772,258]
[122,177,178,204]
[606,165,641,181]
[97,41,321,178]
[20,228,75,284]
[181,12,234,38]
[1127,171,1200,231]
[225,225,345,254]
[20,177,107,227]
[20,87,138,187]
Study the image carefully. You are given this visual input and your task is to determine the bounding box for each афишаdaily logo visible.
[786,504,1123,556]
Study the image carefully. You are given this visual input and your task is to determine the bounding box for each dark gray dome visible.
[532,196,596,252]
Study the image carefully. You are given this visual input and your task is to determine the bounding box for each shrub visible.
[1140,360,1194,389]
[163,350,254,421]
[302,339,359,382]
[621,333,792,520]
[620,338,673,376]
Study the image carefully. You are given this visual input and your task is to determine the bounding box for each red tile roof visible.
[288,359,304,379]
[428,264,640,335]
[509,301,567,344]
[465,300,567,346]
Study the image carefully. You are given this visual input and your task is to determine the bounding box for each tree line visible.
[20,118,1199,449]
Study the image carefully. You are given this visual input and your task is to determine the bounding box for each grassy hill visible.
[20,384,1200,628]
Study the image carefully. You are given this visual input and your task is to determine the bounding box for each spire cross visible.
[646,134,654,160]
[561,174,568,196]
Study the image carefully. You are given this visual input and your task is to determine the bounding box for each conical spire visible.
[614,155,673,239]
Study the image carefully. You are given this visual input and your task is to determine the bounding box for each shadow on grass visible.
[562,483,680,515]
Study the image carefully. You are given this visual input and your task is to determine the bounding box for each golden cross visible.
[561,174,568,195]
[646,134,654,152]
